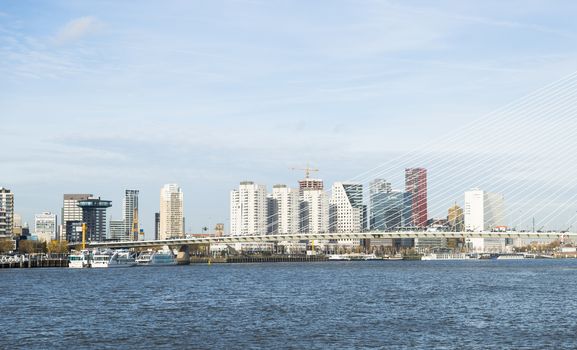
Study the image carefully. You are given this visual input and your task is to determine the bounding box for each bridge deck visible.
[84,231,577,249]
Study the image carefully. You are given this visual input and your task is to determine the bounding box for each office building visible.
[159,184,184,240]
[464,189,505,231]
[464,188,506,252]
[370,189,412,230]
[110,220,126,241]
[34,212,57,242]
[77,197,112,242]
[230,181,267,236]
[405,168,428,227]
[0,188,14,237]
[62,194,92,241]
[155,212,160,240]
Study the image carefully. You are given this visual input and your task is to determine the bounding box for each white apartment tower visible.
[159,184,184,239]
[301,188,329,234]
[0,188,14,237]
[329,182,365,233]
[34,212,57,242]
[270,185,300,234]
[230,181,267,236]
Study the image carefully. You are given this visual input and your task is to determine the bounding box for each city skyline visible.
[3,1,577,237]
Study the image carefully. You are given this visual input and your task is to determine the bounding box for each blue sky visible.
[2,0,577,237]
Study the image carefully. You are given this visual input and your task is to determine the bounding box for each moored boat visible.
[69,250,91,268]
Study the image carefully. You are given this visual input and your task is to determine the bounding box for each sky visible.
[2,0,577,237]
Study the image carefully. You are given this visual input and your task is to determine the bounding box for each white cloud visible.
[55,16,103,44]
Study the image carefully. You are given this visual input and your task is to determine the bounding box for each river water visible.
[2,260,577,349]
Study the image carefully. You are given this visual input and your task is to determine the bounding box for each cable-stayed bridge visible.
[86,231,576,249]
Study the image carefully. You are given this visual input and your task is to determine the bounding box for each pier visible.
[0,254,69,269]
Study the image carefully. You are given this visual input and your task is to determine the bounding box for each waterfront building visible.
[448,204,464,231]
[464,188,506,252]
[329,182,366,248]
[405,168,428,227]
[34,212,57,242]
[159,184,184,240]
[123,189,139,240]
[300,188,329,234]
[330,182,366,233]
[464,189,505,231]
[230,181,267,236]
[370,189,412,230]
[62,194,92,241]
[110,219,126,241]
[0,188,14,237]
[77,197,112,242]
[270,185,299,234]
[154,213,160,240]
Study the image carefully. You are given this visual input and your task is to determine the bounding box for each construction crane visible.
[290,163,319,179]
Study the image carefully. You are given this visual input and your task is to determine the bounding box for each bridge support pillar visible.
[176,245,190,265]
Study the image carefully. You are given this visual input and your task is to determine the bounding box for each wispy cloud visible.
[55,16,103,44]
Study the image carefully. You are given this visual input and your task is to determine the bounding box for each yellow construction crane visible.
[290,163,319,179]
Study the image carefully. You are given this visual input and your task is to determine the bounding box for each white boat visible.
[69,251,91,268]
[92,251,137,268]
[136,246,177,266]
[496,253,525,260]
[328,253,382,261]
[328,254,351,261]
[421,253,471,261]
[383,254,403,261]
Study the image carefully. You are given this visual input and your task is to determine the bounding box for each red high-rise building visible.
[405,168,428,227]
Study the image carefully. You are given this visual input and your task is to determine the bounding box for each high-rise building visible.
[329,182,366,233]
[464,189,506,252]
[77,197,112,242]
[370,190,412,230]
[62,194,92,241]
[448,204,464,232]
[270,185,300,234]
[110,220,126,241]
[34,212,57,242]
[159,184,184,240]
[300,188,329,234]
[230,181,267,236]
[123,189,139,240]
[405,168,428,227]
[0,188,14,237]
[464,189,505,232]
[154,213,160,240]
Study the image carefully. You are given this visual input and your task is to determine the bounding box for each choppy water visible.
[2,260,577,349]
